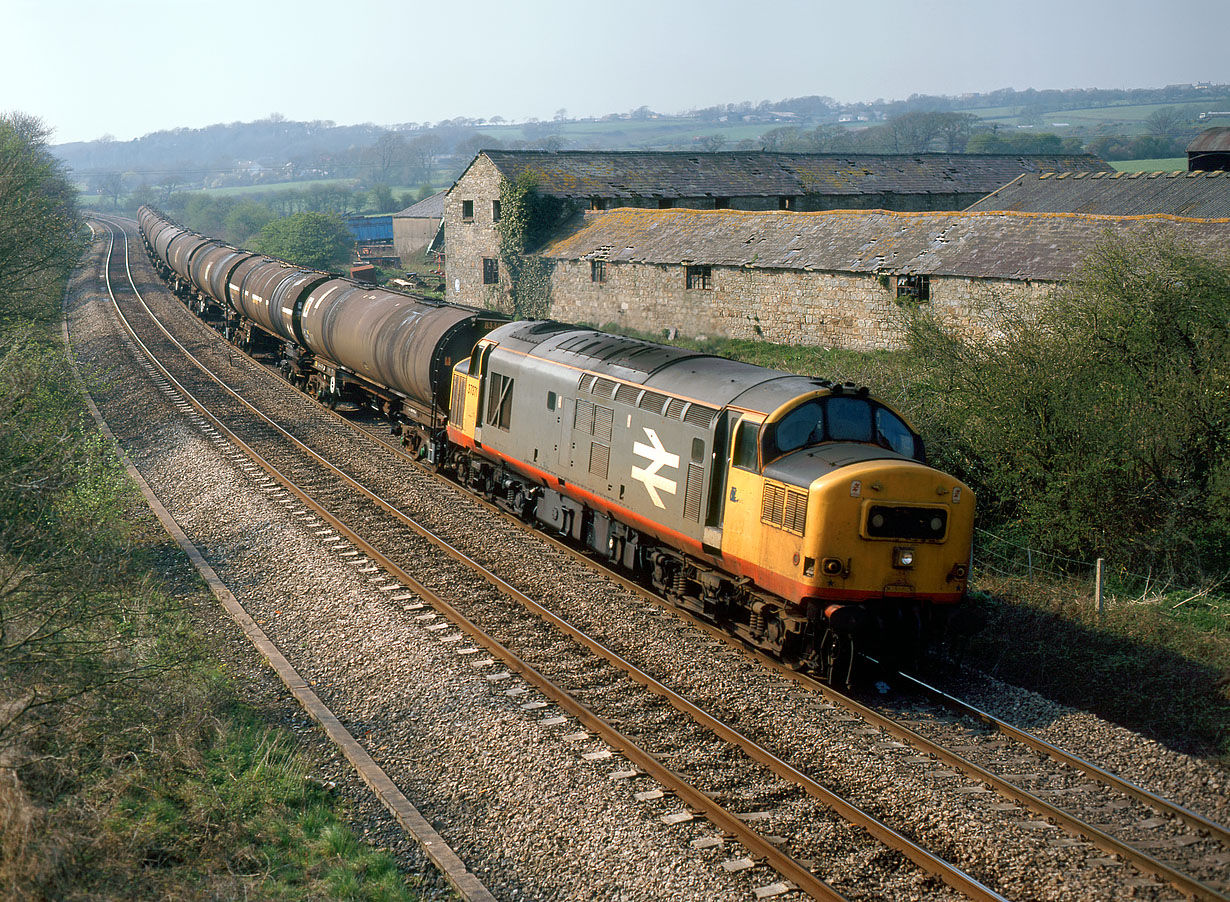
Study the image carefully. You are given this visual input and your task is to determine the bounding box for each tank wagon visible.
[138,206,974,683]
[136,206,506,439]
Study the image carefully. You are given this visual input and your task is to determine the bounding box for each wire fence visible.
[970,526,1230,611]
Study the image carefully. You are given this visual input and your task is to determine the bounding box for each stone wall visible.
[444,155,510,311]
[547,260,1051,350]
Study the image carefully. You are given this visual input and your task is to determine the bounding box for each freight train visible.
[137,206,974,684]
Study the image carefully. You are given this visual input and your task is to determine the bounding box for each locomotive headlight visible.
[893,547,915,569]
[822,558,844,576]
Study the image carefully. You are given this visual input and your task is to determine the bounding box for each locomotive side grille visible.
[683,403,718,428]
[589,442,610,479]
[593,405,614,441]
[449,374,465,423]
[784,489,808,534]
[665,398,687,419]
[574,399,595,434]
[639,391,668,415]
[762,483,808,535]
[593,377,618,398]
[615,383,640,406]
[762,483,786,527]
[683,464,704,522]
[577,373,596,393]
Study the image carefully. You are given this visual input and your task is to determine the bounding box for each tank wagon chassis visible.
[137,206,974,686]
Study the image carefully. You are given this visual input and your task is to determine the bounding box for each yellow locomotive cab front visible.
[804,458,974,607]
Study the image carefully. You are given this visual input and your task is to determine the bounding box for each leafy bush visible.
[906,234,1230,582]
[252,211,354,271]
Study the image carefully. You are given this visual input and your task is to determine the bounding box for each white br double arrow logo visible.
[631,427,679,509]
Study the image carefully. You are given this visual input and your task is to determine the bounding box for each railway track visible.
[92,217,998,900]
[345,373,1230,901]
[82,214,1229,901]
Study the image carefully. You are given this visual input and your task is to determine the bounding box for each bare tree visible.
[1145,106,1189,138]
[888,111,947,153]
[406,133,443,186]
[365,132,407,185]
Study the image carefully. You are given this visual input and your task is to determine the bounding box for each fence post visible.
[1027,547,1033,580]
[1095,558,1104,615]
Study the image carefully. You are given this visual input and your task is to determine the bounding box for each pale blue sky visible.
[8,0,1228,145]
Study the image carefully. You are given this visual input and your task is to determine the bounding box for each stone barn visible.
[539,207,1230,351]
[444,149,1109,309]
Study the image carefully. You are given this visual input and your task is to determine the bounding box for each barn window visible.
[461,200,474,221]
[779,196,796,210]
[482,257,499,285]
[492,200,501,222]
[486,372,514,430]
[590,197,607,211]
[896,274,930,302]
[591,260,607,283]
[686,265,712,290]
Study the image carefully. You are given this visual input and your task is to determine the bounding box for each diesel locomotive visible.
[138,206,974,683]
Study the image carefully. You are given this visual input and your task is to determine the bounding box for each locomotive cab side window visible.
[875,408,916,457]
[732,419,760,471]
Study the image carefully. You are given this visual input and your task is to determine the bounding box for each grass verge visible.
[1,264,428,898]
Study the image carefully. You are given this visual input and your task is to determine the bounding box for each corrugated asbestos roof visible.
[393,190,447,219]
[479,150,1110,199]
[541,208,1230,282]
[966,170,1230,217]
[1188,127,1230,153]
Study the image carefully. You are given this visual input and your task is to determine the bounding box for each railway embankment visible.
[0,234,439,900]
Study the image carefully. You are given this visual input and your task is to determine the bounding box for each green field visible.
[1111,157,1188,172]
[968,98,1230,135]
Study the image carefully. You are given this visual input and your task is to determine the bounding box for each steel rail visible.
[792,674,1229,902]
[895,668,1230,846]
[358,395,1230,901]
[109,215,1018,901]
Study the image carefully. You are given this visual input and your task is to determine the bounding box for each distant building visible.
[344,214,398,266]
[445,149,1110,308]
[392,191,446,265]
[1188,127,1230,171]
[539,207,1230,351]
[966,169,1230,218]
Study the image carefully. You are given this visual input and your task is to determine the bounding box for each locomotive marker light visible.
[630,427,679,508]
